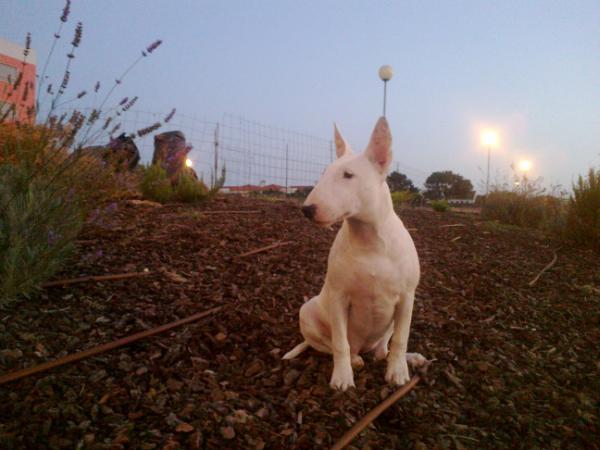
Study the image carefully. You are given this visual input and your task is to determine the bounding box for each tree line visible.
[387,170,474,200]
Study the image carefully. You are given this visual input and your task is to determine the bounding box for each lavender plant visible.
[0,0,171,303]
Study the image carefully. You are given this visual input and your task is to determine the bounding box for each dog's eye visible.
[343,171,354,179]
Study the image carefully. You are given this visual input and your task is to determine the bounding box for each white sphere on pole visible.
[379,65,393,81]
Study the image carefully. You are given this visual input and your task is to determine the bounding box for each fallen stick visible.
[42,271,152,288]
[236,241,292,258]
[528,251,558,286]
[451,236,462,242]
[439,223,465,228]
[331,373,424,450]
[197,210,262,215]
[0,306,222,386]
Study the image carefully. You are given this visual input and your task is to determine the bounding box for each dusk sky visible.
[2,0,599,191]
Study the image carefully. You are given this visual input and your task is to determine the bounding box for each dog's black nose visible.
[302,204,317,220]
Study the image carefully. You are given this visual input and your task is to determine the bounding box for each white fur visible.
[283,117,424,390]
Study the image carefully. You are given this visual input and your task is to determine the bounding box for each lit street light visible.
[517,159,531,172]
[481,129,498,195]
[378,65,393,117]
[185,158,193,168]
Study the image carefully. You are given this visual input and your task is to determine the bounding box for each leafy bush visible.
[174,171,208,203]
[139,164,173,203]
[391,190,417,207]
[481,191,566,231]
[566,168,600,249]
[431,199,450,212]
[0,163,83,304]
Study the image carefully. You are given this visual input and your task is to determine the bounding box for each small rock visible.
[0,348,23,360]
[176,422,194,433]
[284,369,301,386]
[214,332,227,342]
[221,426,235,440]
[245,360,264,377]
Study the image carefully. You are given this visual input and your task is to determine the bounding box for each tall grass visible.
[566,168,600,250]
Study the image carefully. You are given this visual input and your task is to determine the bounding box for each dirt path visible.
[1,196,598,449]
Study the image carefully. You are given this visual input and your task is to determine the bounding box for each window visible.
[0,63,18,83]
[0,101,15,119]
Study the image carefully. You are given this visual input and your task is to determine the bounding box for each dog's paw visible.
[406,352,427,368]
[351,354,364,369]
[330,365,355,391]
[385,358,410,386]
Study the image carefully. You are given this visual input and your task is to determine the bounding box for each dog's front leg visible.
[327,296,354,391]
[385,291,415,386]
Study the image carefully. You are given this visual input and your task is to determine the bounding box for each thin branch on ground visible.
[236,241,292,258]
[528,250,558,286]
[0,306,222,386]
[41,271,152,288]
[331,365,430,450]
[439,224,465,228]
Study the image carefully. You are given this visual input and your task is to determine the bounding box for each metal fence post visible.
[213,122,219,188]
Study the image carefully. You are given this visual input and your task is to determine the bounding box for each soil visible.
[0,196,598,449]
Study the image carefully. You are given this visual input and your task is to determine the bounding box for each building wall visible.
[0,38,36,123]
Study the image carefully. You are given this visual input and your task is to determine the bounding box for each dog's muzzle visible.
[301,204,317,220]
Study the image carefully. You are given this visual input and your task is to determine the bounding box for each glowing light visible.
[518,160,531,172]
[185,158,193,168]
[481,129,498,148]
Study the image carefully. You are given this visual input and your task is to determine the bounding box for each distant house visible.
[0,37,36,123]
[447,192,478,205]
[220,184,313,195]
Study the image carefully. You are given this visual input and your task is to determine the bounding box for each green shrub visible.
[173,171,209,203]
[0,164,83,305]
[140,164,173,203]
[431,199,450,212]
[566,168,600,249]
[482,191,566,231]
[391,190,416,207]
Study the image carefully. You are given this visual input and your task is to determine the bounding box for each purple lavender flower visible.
[60,0,71,23]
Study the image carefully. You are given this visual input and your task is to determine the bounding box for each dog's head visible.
[302,117,392,227]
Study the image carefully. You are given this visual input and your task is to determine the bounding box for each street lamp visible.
[517,159,531,172]
[185,158,193,168]
[378,65,393,117]
[481,129,498,195]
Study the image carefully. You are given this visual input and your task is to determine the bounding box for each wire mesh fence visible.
[85,110,334,189]
[44,107,429,190]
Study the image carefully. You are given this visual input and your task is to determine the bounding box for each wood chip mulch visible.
[0,196,598,449]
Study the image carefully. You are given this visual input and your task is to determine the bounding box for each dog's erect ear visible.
[334,123,353,158]
[365,116,392,174]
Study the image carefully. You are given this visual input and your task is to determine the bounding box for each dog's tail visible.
[282,341,309,360]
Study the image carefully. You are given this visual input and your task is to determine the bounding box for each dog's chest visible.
[335,251,401,301]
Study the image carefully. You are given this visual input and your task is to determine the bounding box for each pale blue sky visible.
[2,0,599,190]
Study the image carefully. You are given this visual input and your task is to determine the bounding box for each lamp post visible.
[481,129,498,195]
[378,65,393,117]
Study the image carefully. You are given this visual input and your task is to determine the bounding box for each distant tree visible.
[424,171,474,200]
[387,171,418,192]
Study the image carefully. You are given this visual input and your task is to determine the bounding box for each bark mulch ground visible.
[0,196,598,449]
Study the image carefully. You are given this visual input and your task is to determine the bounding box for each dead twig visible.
[439,223,465,228]
[236,241,292,258]
[41,271,152,288]
[197,210,262,215]
[0,306,222,386]
[528,251,558,286]
[450,236,462,242]
[331,363,431,450]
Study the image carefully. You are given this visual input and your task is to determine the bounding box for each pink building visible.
[0,37,36,123]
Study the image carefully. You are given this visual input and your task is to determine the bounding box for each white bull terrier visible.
[283,117,425,390]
